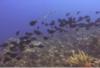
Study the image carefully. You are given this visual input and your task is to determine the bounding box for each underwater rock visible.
[30,41,44,48]
[7,38,20,44]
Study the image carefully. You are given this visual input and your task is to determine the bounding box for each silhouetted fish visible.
[43,36,49,40]
[37,26,40,29]
[54,26,64,32]
[25,32,33,36]
[29,20,37,26]
[77,16,84,21]
[44,23,49,26]
[34,30,42,35]
[95,18,100,23]
[49,20,55,26]
[76,11,80,15]
[16,31,20,36]
[19,36,29,41]
[58,19,67,27]
[96,11,100,14]
[66,13,70,16]
[41,22,45,25]
[47,29,56,34]
[31,37,37,40]
[84,15,90,19]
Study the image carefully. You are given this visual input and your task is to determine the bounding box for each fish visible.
[77,16,84,21]
[54,26,66,32]
[43,36,49,40]
[49,20,55,26]
[66,12,70,16]
[96,11,100,14]
[44,23,49,26]
[34,30,42,35]
[25,32,33,36]
[37,26,40,29]
[76,11,80,15]
[58,19,67,27]
[29,20,37,26]
[16,31,20,36]
[47,29,56,34]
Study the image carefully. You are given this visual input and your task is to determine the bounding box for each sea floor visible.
[0,25,100,67]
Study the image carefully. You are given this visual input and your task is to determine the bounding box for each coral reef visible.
[0,13,100,67]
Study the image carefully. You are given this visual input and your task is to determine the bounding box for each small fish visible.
[49,20,55,26]
[84,15,90,19]
[77,16,84,21]
[44,23,49,26]
[25,32,33,36]
[16,31,20,36]
[76,11,80,15]
[41,22,44,24]
[58,19,67,27]
[34,30,42,35]
[37,26,40,29]
[29,20,37,26]
[95,18,100,23]
[20,36,29,41]
[96,11,100,14]
[43,36,49,40]
[47,29,56,34]
[66,12,70,16]
[31,37,37,40]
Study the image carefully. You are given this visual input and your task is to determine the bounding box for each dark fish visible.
[31,37,37,40]
[41,22,45,24]
[66,13,70,16]
[47,29,56,34]
[69,23,77,28]
[58,19,67,27]
[34,30,42,35]
[76,11,80,15]
[95,18,100,23]
[37,26,40,29]
[16,31,20,36]
[44,23,49,26]
[77,23,87,27]
[38,44,44,48]
[55,26,66,32]
[20,36,29,41]
[49,20,55,26]
[96,11,100,14]
[77,16,84,21]
[84,15,90,19]
[67,17,77,28]
[29,20,37,26]
[43,36,49,40]
[25,32,33,36]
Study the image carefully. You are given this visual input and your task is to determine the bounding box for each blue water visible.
[0,0,100,44]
